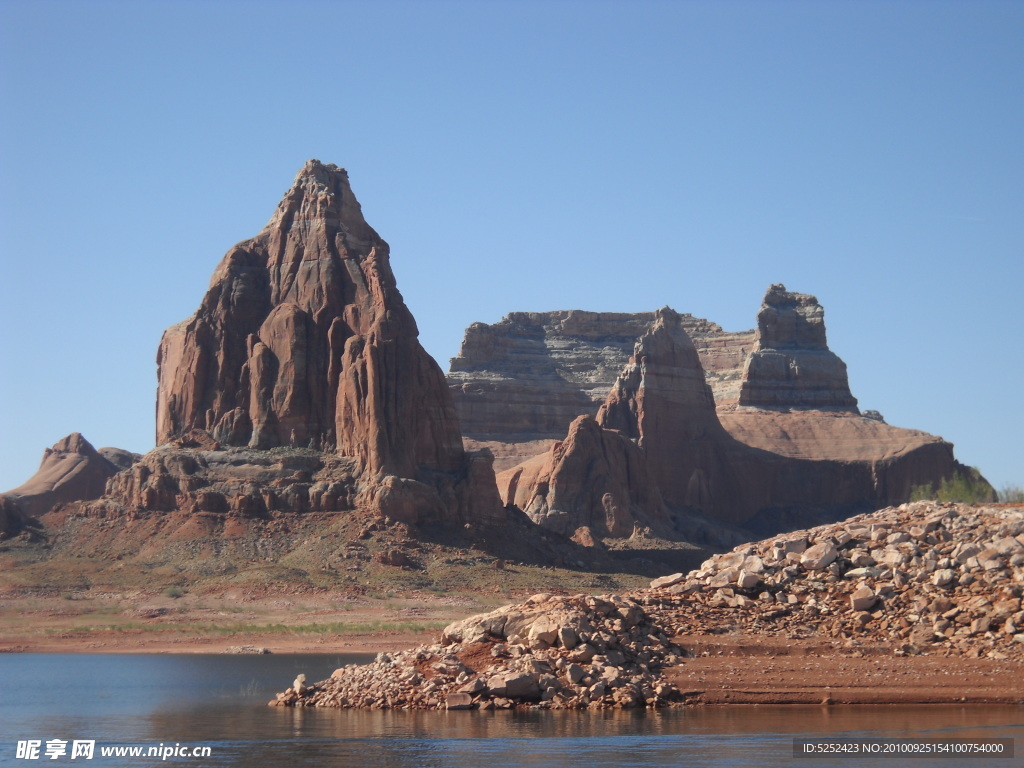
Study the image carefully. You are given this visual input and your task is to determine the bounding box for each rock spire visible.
[155,160,464,479]
[738,284,858,411]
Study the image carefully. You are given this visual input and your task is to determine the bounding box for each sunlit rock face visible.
[155,160,464,479]
[738,283,859,411]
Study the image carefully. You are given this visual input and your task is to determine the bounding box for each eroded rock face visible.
[738,284,858,411]
[498,311,741,535]
[497,311,976,536]
[101,161,500,530]
[156,160,463,481]
[448,309,754,443]
[1,433,129,520]
[499,415,666,537]
[597,309,735,516]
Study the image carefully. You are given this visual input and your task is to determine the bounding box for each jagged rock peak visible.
[260,159,381,248]
[598,308,720,439]
[738,284,858,411]
[155,161,464,481]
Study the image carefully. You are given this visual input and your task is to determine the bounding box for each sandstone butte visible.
[0,161,987,569]
[451,289,982,541]
[0,161,506,549]
[0,434,136,538]
[147,159,503,528]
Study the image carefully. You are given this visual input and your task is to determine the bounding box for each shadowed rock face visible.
[596,309,736,516]
[156,160,464,480]
[738,284,859,411]
[498,311,975,538]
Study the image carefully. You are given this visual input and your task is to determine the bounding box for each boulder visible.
[849,584,877,612]
[444,693,475,710]
[800,542,839,570]
[650,573,686,589]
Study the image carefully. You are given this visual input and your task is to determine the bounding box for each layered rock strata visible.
[448,309,754,444]
[498,311,972,536]
[738,284,858,410]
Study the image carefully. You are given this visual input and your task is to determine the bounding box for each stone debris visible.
[225,645,271,654]
[271,501,1023,710]
[271,592,685,710]
[652,501,1024,661]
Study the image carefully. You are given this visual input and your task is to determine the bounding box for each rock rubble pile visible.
[653,502,1024,660]
[271,592,684,710]
[271,501,1023,710]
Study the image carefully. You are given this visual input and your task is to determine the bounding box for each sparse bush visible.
[998,484,1024,503]
[909,468,995,504]
[163,586,185,599]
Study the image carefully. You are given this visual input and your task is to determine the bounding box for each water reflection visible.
[1,654,1021,768]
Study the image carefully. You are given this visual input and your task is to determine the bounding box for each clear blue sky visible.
[1,0,1021,493]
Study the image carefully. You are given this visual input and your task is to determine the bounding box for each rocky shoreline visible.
[271,501,1024,710]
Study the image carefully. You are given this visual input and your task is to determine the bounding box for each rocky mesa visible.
[451,285,978,542]
[0,162,990,596]
[495,306,974,541]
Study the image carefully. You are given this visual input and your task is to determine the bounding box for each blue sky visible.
[0,0,1021,493]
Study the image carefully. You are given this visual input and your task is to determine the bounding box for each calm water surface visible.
[0,654,1020,767]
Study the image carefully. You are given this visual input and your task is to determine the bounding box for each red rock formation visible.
[597,309,736,515]
[499,310,976,539]
[123,161,502,530]
[1,433,126,520]
[156,160,465,482]
[499,310,739,536]
[500,415,666,537]
[738,284,858,411]
[448,309,754,447]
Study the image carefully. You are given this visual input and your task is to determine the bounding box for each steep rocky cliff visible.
[448,310,755,444]
[83,161,503,534]
[448,285,861,453]
[497,310,975,540]
[156,160,464,481]
[738,283,858,410]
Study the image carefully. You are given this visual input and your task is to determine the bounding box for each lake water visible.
[0,654,1021,767]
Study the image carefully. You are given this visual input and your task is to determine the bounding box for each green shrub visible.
[909,468,994,504]
[163,586,185,599]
